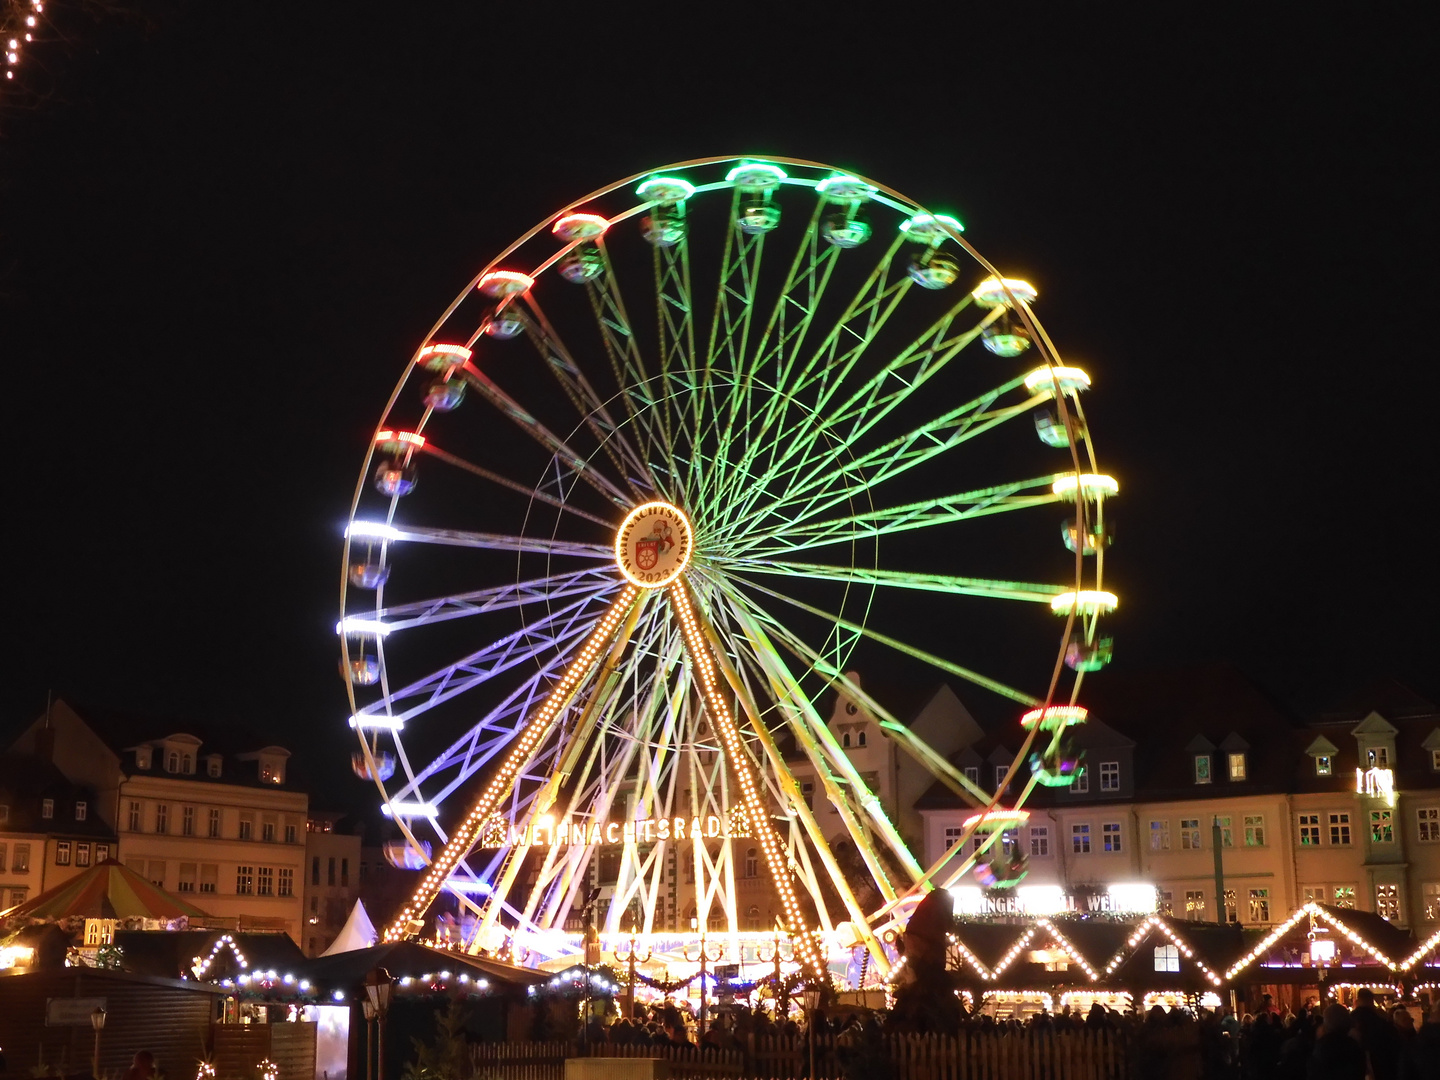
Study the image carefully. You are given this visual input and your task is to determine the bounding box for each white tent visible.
[321,899,377,955]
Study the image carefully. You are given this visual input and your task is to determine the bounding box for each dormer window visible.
[259,758,285,785]
[857,729,867,747]
[167,752,179,773]
[1228,753,1247,781]
[842,732,851,748]
[207,756,221,778]
[963,766,979,784]
[1368,747,1389,767]
[136,747,152,769]
[183,755,194,774]
[42,798,54,819]
[1316,756,1333,776]
[75,801,87,821]
[1433,750,1440,772]
[1194,755,1212,784]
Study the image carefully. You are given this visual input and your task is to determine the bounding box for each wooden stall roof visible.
[115,928,307,981]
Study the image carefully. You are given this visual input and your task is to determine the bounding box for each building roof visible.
[0,754,116,839]
[1,859,210,922]
[114,929,306,980]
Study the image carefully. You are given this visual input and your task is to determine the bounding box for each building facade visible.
[0,753,117,911]
[7,700,311,943]
[301,810,363,955]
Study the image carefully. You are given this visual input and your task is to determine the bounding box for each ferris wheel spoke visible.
[729,575,1042,706]
[369,568,618,633]
[727,561,1068,604]
[417,443,616,528]
[520,294,656,496]
[651,229,696,497]
[723,476,1060,559]
[345,521,613,561]
[351,588,622,729]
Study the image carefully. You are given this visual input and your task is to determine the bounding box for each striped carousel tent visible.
[1,859,209,921]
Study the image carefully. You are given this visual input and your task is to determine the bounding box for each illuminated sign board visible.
[950,883,1159,916]
[480,811,749,849]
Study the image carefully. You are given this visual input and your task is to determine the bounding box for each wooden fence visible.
[470,1030,1129,1080]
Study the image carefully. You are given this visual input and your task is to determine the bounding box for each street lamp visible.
[800,986,822,1080]
[757,920,793,1021]
[615,923,653,1020]
[683,916,725,1041]
[363,967,392,1080]
[362,999,376,1080]
[89,1007,107,1078]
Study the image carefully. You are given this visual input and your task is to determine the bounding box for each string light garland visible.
[668,579,826,983]
[1035,919,1098,981]
[191,934,248,979]
[1098,916,1223,988]
[1323,982,1400,1001]
[383,585,640,941]
[2,0,43,84]
[256,1061,278,1080]
[1224,902,1397,980]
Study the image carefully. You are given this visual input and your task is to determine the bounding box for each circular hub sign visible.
[615,501,692,588]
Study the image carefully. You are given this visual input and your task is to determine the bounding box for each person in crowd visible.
[1308,1005,1367,1080]
[1351,988,1402,1080]
[121,1052,156,1080]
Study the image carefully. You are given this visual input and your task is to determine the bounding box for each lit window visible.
[1154,945,1179,972]
[1158,890,1173,916]
[207,757,221,778]
[1102,822,1122,853]
[1194,755,1212,784]
[1150,820,1170,851]
[1301,885,1326,904]
[1432,749,1440,772]
[1316,755,1332,776]
[1072,823,1091,854]
[236,866,255,895]
[1368,747,1390,767]
[1370,810,1394,843]
[1099,762,1120,792]
[1248,888,1271,923]
[1418,808,1440,842]
[1184,890,1206,921]
[56,841,71,866]
[96,844,109,863]
[1030,826,1050,857]
[13,844,31,872]
[1332,885,1356,908]
[1376,883,1400,921]
[1298,814,1321,845]
[75,801,87,822]
[1181,818,1201,850]
[76,843,91,868]
[1216,816,1234,847]
[1228,753,1246,781]
[1329,813,1352,846]
[1423,882,1440,922]
[41,798,54,819]
[1244,815,1266,846]
[136,747,151,769]
[1223,888,1237,923]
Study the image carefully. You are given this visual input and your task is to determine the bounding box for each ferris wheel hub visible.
[614,501,693,588]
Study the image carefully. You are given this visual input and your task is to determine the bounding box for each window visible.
[13,844,30,872]
[1103,822,1122,853]
[1223,888,1237,923]
[1150,820,1171,851]
[238,815,253,841]
[1301,885,1326,904]
[279,868,294,897]
[258,866,274,896]
[746,905,762,930]
[963,766,979,785]
[1376,883,1400,921]
[1423,883,1440,922]
[1371,810,1394,843]
[148,861,165,887]
[1330,813,1352,845]
[1030,826,1050,857]
[857,730,867,747]
[183,754,194,774]
[42,798,54,819]
[182,806,195,837]
[744,848,758,877]
[311,856,320,886]
[236,866,255,895]
[1071,769,1089,794]
[1194,755,1212,784]
[208,809,221,838]
[1244,815,1266,846]
[75,801,87,821]
[1215,815,1234,847]
[10,889,27,907]
[155,804,169,834]
[178,863,196,892]
[1368,747,1390,767]
[327,857,336,886]
[1316,755,1333,776]
[341,858,350,886]
[1181,819,1201,850]
[1299,813,1321,845]
[76,843,91,868]
[1433,749,1440,772]
[200,864,218,894]
[1072,823,1091,854]
[842,732,851,748]
[1228,753,1247,781]
[96,844,109,862]
[128,801,141,830]
[262,821,276,842]
[995,765,1009,790]
[1332,885,1356,908]
[56,841,71,866]
[285,823,297,844]
[943,825,965,852]
[1184,890,1206,921]
[167,751,179,773]
[207,757,221,778]
[136,747,151,769]
[1154,945,1180,972]
[1249,888,1271,922]
[1419,808,1440,842]
[1100,762,1120,792]
[1159,890,1174,916]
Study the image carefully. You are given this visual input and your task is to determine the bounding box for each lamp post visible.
[362,999,376,1080]
[615,923,653,1019]
[89,1006,106,1078]
[683,917,725,1041]
[756,921,793,1020]
[363,967,393,1080]
[800,986,821,1080]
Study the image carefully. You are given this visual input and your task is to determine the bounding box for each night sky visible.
[2,5,1434,808]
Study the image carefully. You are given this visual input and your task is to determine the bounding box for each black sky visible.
[2,5,1435,806]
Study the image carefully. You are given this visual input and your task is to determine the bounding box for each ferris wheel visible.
[338,156,1116,981]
